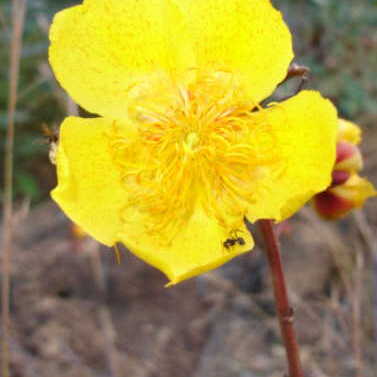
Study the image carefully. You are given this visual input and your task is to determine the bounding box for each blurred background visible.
[0,0,376,376]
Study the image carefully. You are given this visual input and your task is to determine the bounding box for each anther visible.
[183,132,200,155]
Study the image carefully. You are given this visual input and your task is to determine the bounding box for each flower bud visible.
[313,119,376,219]
[335,141,362,173]
[337,119,361,145]
[314,174,376,219]
[331,170,350,186]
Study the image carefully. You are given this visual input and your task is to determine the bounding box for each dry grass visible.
[1,1,27,376]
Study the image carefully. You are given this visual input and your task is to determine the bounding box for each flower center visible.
[184,132,199,153]
[110,75,279,242]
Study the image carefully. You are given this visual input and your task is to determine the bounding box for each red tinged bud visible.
[313,174,376,220]
[331,170,350,186]
[313,190,353,220]
[335,141,362,172]
[312,119,376,220]
[336,141,358,163]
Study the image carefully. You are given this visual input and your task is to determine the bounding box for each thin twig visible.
[351,245,364,377]
[0,6,8,32]
[258,220,304,377]
[1,2,27,377]
[353,211,377,368]
[282,63,311,83]
[278,63,311,94]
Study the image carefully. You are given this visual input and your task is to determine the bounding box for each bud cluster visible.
[313,119,376,219]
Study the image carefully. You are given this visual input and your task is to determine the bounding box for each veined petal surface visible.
[49,0,294,118]
[49,0,193,119]
[178,0,294,105]
[51,116,253,283]
[246,91,338,222]
[119,206,253,285]
[51,116,131,245]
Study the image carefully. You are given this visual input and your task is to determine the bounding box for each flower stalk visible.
[258,219,304,377]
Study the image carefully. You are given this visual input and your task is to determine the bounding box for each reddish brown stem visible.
[258,220,304,377]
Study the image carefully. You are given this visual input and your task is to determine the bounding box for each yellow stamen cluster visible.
[110,75,280,242]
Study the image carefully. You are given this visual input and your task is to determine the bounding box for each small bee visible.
[41,124,59,165]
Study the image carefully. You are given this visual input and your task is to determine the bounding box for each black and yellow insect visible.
[41,124,59,165]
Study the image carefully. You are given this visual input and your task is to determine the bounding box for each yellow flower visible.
[313,119,376,219]
[49,0,338,284]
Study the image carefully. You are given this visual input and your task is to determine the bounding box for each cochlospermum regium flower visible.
[313,119,376,219]
[49,0,338,285]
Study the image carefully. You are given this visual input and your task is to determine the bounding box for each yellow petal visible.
[119,206,253,285]
[50,0,293,119]
[337,118,361,145]
[49,0,193,119]
[246,90,338,222]
[51,116,130,246]
[179,0,294,105]
[52,117,252,284]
